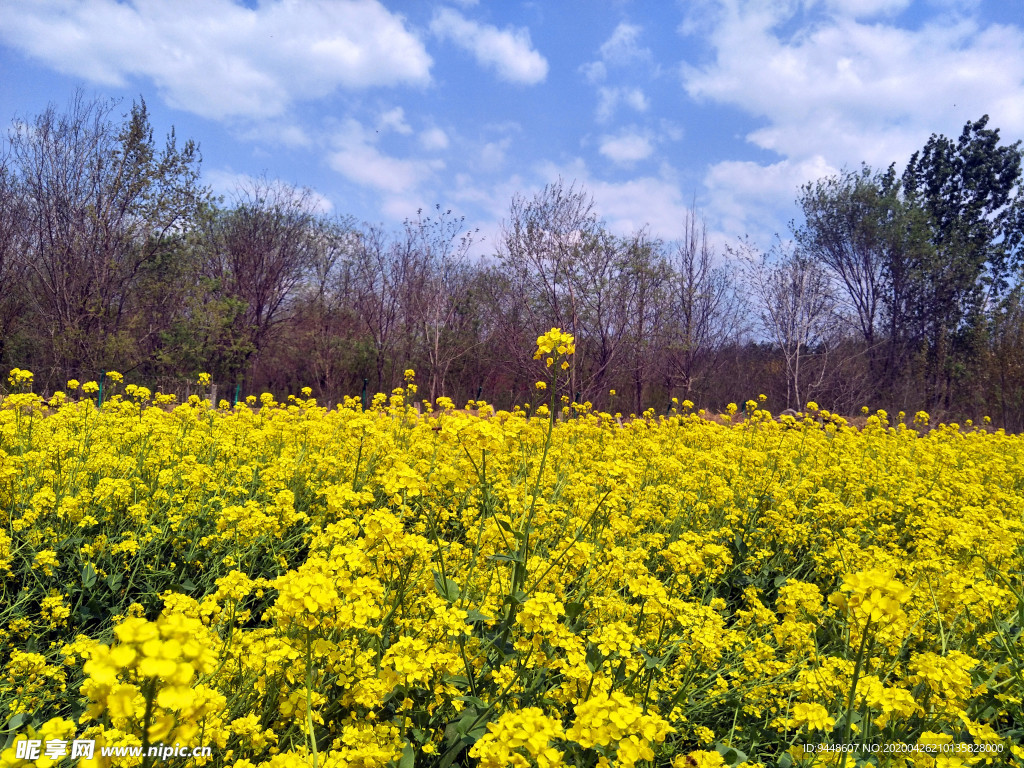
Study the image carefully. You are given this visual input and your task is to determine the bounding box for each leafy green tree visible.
[903,115,1022,296]
[156,282,255,384]
[900,116,1023,406]
[5,91,205,384]
[795,166,889,349]
[795,165,935,402]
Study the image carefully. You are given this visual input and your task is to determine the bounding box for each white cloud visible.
[703,156,839,243]
[596,86,649,122]
[534,159,694,239]
[599,131,654,164]
[580,60,607,84]
[658,119,684,142]
[452,158,695,256]
[419,127,450,151]
[624,89,650,112]
[682,4,1024,167]
[599,22,652,65]
[327,119,441,194]
[430,7,548,85]
[680,0,1024,242]
[378,107,413,135]
[472,122,521,172]
[204,169,335,215]
[380,193,434,222]
[593,177,693,237]
[824,0,913,18]
[480,138,512,171]
[583,23,656,122]
[449,171,532,257]
[234,120,313,149]
[0,0,432,120]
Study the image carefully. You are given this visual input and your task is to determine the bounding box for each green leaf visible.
[437,742,465,768]
[503,590,527,608]
[81,563,97,589]
[6,713,26,731]
[733,532,748,557]
[2,713,27,751]
[453,708,482,737]
[106,572,123,592]
[465,609,491,624]
[565,601,585,621]
[399,742,415,768]
[487,553,521,565]
[613,658,627,683]
[716,744,749,766]
[433,571,460,603]
[445,675,471,688]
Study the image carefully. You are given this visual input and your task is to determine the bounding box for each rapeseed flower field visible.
[1,331,1022,768]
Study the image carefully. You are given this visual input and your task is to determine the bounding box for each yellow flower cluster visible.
[788,701,835,732]
[6,367,33,387]
[1,356,1023,766]
[567,690,674,767]
[1,717,76,768]
[534,328,576,359]
[830,567,916,649]
[534,327,576,370]
[470,707,565,767]
[1,650,67,715]
[80,613,222,744]
[517,591,565,634]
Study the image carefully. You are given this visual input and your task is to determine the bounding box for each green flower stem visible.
[305,628,319,768]
[839,618,873,768]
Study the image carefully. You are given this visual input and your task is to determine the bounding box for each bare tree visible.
[401,207,478,401]
[0,149,28,365]
[350,223,414,392]
[477,261,536,398]
[663,205,739,401]
[292,215,362,396]
[499,179,602,396]
[736,238,837,409]
[565,227,639,404]
[607,230,668,413]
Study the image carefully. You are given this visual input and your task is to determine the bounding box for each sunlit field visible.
[1,332,1023,768]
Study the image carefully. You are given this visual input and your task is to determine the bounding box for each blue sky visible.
[2,0,1023,255]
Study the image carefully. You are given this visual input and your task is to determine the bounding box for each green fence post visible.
[234,383,241,407]
[362,378,368,411]
[98,370,105,408]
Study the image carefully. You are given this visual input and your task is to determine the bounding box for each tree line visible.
[2,93,1023,426]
